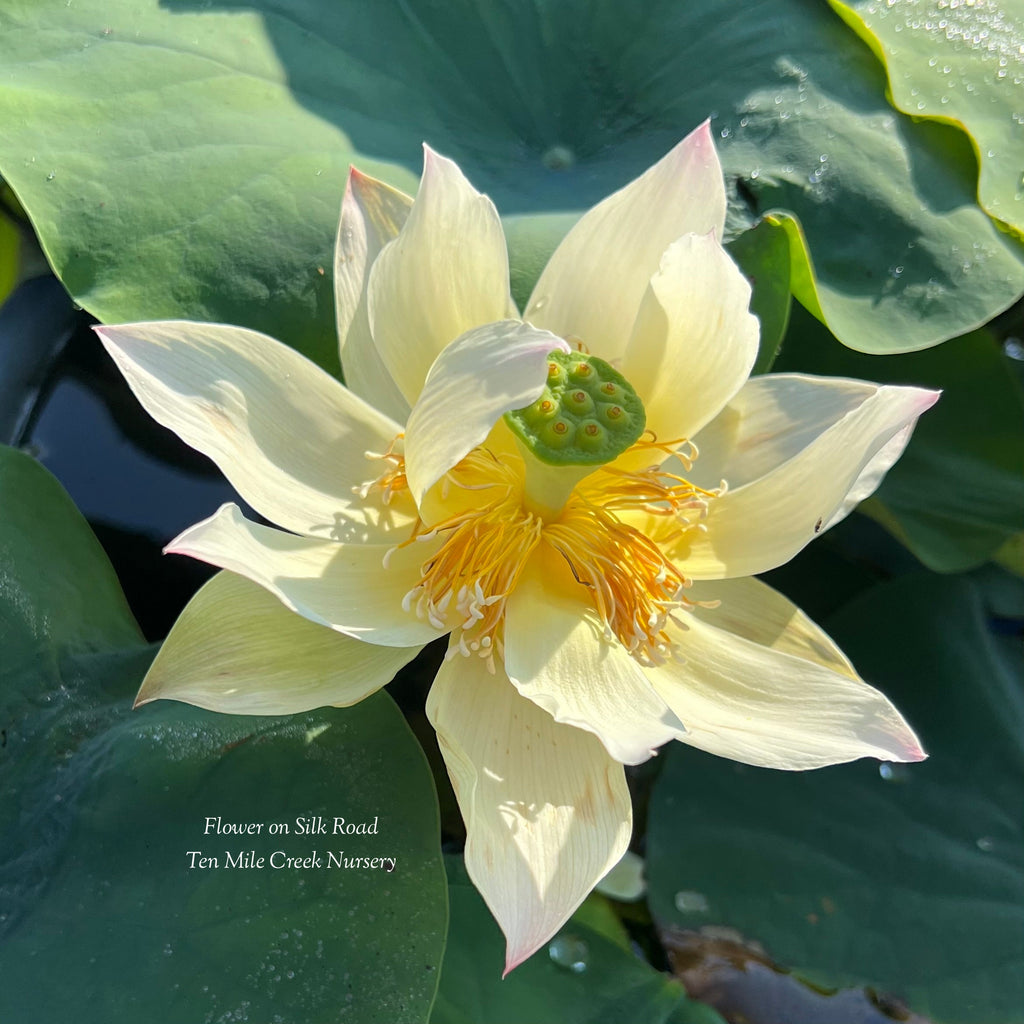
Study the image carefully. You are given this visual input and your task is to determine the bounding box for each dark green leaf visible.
[0,445,448,1023]
[727,217,792,373]
[646,570,1024,1023]
[430,856,724,1024]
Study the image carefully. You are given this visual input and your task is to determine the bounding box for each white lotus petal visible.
[368,146,512,406]
[504,555,686,765]
[671,384,939,578]
[136,571,418,714]
[95,321,408,543]
[167,503,443,647]
[621,233,758,454]
[427,644,631,974]
[524,122,726,362]
[647,581,926,769]
[404,320,569,505]
[336,168,413,423]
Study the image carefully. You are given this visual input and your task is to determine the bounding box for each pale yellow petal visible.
[136,570,419,714]
[404,320,569,505]
[167,503,444,647]
[672,384,939,578]
[426,645,632,974]
[686,374,905,490]
[504,555,686,765]
[620,233,758,454]
[335,168,413,423]
[524,122,726,362]
[684,576,858,677]
[95,321,408,544]
[367,146,512,406]
[647,583,925,769]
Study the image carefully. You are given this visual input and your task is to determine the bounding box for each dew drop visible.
[674,890,710,914]
[1003,337,1024,360]
[878,762,910,782]
[548,934,589,973]
[542,145,575,171]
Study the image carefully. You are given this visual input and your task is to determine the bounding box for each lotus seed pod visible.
[505,350,646,466]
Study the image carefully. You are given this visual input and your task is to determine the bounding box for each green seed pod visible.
[504,350,646,466]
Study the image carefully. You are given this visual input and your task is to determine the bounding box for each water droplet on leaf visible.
[548,934,589,972]
[674,890,710,914]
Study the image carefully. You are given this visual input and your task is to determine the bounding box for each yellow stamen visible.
[356,433,409,504]
[365,434,721,667]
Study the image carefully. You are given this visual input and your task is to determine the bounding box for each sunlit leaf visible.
[0,0,1021,372]
[832,0,1024,235]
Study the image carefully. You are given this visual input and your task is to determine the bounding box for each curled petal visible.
[524,121,726,362]
[336,168,413,423]
[687,374,914,491]
[646,577,926,769]
[620,232,758,458]
[427,644,632,975]
[95,321,407,544]
[404,320,569,506]
[136,571,418,714]
[368,146,513,407]
[671,381,939,578]
[167,503,444,647]
[504,555,686,765]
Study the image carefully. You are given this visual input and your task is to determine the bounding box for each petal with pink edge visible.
[336,168,413,424]
[524,122,726,363]
[427,644,632,975]
[367,146,512,407]
[671,383,939,579]
[646,577,926,769]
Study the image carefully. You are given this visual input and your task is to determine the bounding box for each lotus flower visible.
[96,122,937,973]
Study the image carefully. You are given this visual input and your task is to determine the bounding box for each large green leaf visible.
[645,570,1024,1023]
[430,856,724,1024]
[0,0,1020,373]
[832,0,1024,235]
[0,445,448,1023]
[775,305,1024,572]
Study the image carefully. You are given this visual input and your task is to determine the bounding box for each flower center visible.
[543,446,716,664]
[365,436,720,669]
